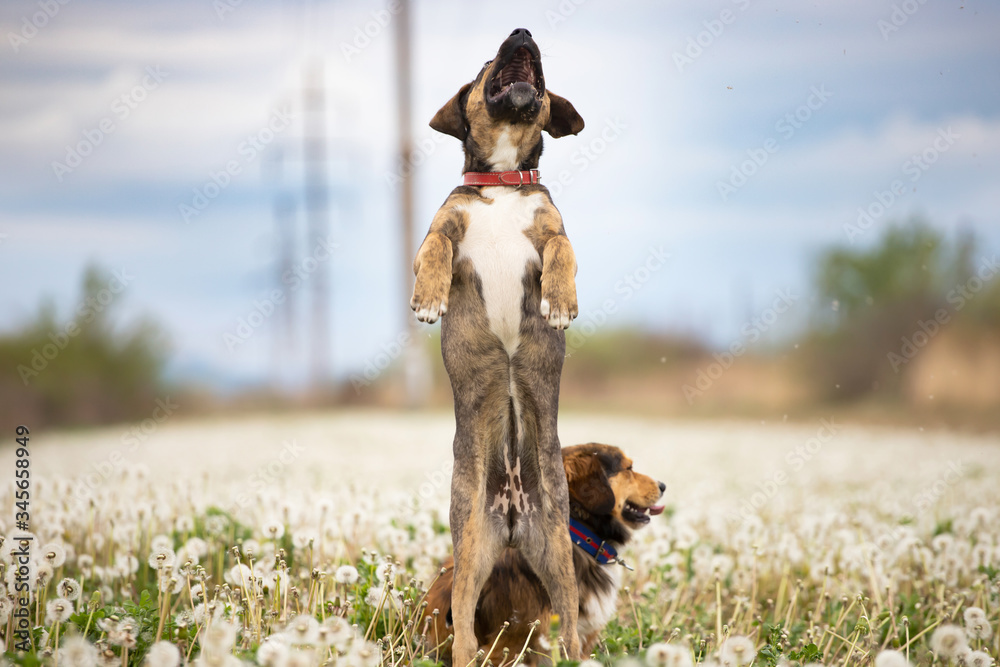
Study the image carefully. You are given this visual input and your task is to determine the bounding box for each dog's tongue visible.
[508,81,535,108]
[648,505,665,516]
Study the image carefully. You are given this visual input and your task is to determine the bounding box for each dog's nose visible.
[658,481,666,494]
[510,28,532,38]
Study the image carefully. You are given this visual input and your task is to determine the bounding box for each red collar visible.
[463,169,539,187]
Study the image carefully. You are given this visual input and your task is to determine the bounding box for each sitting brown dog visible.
[423,444,665,666]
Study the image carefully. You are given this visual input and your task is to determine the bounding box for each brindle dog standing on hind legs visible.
[410,28,586,667]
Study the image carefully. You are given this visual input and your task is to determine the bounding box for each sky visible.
[1,0,998,389]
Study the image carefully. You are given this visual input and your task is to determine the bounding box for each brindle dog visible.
[410,28,585,667]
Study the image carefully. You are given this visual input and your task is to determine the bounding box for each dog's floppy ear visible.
[544,91,585,138]
[430,83,473,141]
[564,451,615,516]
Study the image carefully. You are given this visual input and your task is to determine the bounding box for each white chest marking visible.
[577,566,621,642]
[488,127,521,171]
[457,189,542,356]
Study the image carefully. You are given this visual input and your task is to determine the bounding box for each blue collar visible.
[569,518,619,565]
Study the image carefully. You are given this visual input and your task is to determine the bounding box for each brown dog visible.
[423,444,665,665]
[410,28,585,666]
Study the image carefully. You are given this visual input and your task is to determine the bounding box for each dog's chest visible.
[577,565,621,641]
[457,189,543,355]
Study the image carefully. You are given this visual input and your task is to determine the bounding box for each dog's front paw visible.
[540,294,578,330]
[410,284,449,324]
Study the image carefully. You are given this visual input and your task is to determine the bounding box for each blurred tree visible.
[0,264,169,427]
[807,219,996,401]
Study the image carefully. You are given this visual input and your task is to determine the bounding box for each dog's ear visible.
[564,452,615,516]
[544,92,585,138]
[430,83,473,141]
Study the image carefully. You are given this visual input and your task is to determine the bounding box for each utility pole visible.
[302,59,330,387]
[394,0,429,405]
[266,144,297,385]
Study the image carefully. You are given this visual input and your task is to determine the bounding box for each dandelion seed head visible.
[262,518,285,540]
[60,636,98,667]
[45,597,73,624]
[874,649,912,667]
[968,618,993,640]
[930,624,967,659]
[967,650,994,667]
[646,642,693,667]
[241,539,261,559]
[202,621,238,653]
[284,614,319,644]
[282,649,316,667]
[144,641,180,667]
[965,607,988,624]
[719,636,755,666]
[42,542,67,567]
[150,535,173,552]
[147,546,176,571]
[335,564,359,585]
[57,577,82,601]
[256,635,289,667]
[343,641,380,667]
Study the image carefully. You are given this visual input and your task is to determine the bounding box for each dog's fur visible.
[410,29,586,666]
[423,444,665,666]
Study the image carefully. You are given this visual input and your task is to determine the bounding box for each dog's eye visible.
[484,60,493,67]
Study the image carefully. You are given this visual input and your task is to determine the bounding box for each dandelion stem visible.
[482,620,509,666]
[511,620,541,667]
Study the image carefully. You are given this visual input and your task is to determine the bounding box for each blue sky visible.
[1,0,998,388]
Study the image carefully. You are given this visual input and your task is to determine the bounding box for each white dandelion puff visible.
[965,607,988,625]
[202,621,238,653]
[930,624,967,659]
[335,564,360,585]
[967,650,994,667]
[150,535,173,552]
[343,641,380,667]
[262,518,285,540]
[147,546,176,570]
[284,614,320,644]
[719,636,756,666]
[57,578,82,601]
[256,635,289,666]
[45,597,74,624]
[60,635,98,667]
[42,542,68,567]
[967,618,993,640]
[241,539,261,559]
[874,649,912,667]
[646,642,693,667]
[283,649,317,667]
[318,616,353,651]
[0,597,12,625]
[144,641,181,667]
[185,537,209,558]
[224,563,252,587]
[77,554,94,578]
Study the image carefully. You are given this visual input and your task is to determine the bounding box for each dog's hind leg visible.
[518,452,582,661]
[450,472,505,666]
[510,321,581,661]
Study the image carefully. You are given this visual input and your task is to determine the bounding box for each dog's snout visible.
[510,28,532,38]
[658,481,666,494]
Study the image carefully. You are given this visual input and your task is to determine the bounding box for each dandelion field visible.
[1,412,998,667]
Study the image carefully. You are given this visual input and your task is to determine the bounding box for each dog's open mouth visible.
[623,500,665,525]
[488,47,542,104]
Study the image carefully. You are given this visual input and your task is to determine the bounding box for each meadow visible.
[0,411,997,667]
